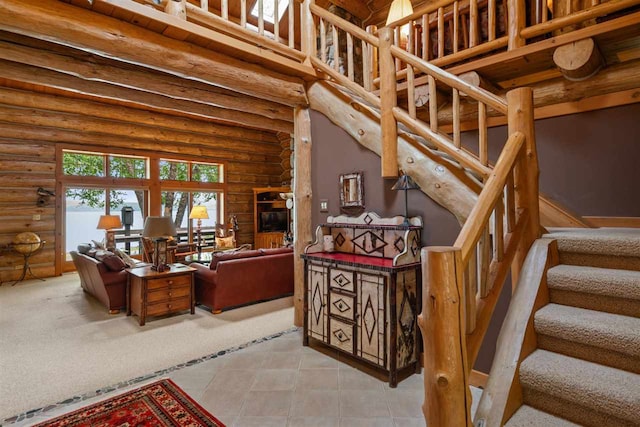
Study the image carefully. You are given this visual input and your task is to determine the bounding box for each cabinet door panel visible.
[329,290,355,321]
[329,317,355,354]
[329,267,355,292]
[307,262,328,343]
[357,272,387,368]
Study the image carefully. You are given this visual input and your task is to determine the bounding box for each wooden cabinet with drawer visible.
[127,265,196,326]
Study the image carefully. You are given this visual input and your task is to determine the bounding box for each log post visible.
[378,27,399,178]
[419,247,472,426]
[507,87,540,287]
[165,0,187,20]
[301,0,316,63]
[293,106,313,327]
[553,38,604,81]
[508,0,526,49]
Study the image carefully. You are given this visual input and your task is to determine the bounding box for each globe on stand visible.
[7,232,45,286]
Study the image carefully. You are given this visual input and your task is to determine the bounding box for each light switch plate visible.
[320,199,329,212]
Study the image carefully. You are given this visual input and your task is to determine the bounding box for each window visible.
[63,151,105,177]
[160,159,223,183]
[160,159,188,181]
[109,155,147,179]
[250,0,289,24]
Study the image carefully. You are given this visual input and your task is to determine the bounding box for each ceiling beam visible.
[0,0,308,107]
[0,38,293,123]
[0,60,294,133]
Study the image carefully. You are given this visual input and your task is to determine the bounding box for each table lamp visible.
[97,215,122,251]
[391,173,420,226]
[142,216,176,271]
[189,206,209,255]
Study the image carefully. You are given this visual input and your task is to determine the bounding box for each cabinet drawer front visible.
[329,291,355,321]
[146,297,191,316]
[329,317,355,354]
[147,274,191,290]
[329,268,354,292]
[147,286,191,303]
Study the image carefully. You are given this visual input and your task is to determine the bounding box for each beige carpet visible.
[0,273,295,420]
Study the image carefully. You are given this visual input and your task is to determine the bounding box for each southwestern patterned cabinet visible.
[302,212,422,387]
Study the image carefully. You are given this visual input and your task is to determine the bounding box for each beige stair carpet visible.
[547,264,640,317]
[505,405,581,427]
[0,273,295,420]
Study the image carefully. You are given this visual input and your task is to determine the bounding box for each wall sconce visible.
[97,215,122,251]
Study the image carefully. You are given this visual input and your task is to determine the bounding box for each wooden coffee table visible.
[127,264,196,326]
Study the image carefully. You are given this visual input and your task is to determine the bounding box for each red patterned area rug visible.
[34,379,225,426]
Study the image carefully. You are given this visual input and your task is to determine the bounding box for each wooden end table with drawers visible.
[126,264,196,326]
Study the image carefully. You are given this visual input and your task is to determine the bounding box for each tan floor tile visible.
[251,369,297,391]
[199,388,249,417]
[339,417,394,426]
[223,352,269,370]
[288,416,340,427]
[338,367,386,391]
[289,390,340,418]
[263,351,303,369]
[207,369,257,392]
[339,390,390,418]
[300,352,341,369]
[391,372,424,391]
[295,369,339,390]
[393,417,426,427]
[385,390,424,418]
[240,391,293,417]
[233,415,288,426]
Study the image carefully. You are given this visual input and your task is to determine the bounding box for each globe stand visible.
[6,241,46,286]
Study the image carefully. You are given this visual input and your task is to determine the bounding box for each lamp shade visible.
[386,0,414,25]
[142,216,176,238]
[189,205,209,220]
[96,215,122,230]
[391,174,420,191]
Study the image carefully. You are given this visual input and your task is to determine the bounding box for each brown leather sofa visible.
[71,250,129,314]
[191,247,294,313]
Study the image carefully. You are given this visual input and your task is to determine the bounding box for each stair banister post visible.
[507,87,540,287]
[301,0,316,62]
[419,246,473,426]
[378,26,399,178]
[507,0,526,49]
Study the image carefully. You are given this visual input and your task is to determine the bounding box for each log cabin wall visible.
[0,36,288,283]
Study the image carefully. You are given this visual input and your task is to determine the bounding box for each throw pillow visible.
[94,250,115,261]
[114,248,140,268]
[91,239,106,250]
[102,254,126,271]
[77,243,92,254]
[215,236,235,250]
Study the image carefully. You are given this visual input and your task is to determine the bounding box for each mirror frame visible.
[339,171,364,211]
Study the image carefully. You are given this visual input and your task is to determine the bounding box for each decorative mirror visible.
[339,172,364,211]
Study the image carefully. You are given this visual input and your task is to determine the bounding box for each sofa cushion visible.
[210,249,262,270]
[260,247,293,256]
[102,254,127,271]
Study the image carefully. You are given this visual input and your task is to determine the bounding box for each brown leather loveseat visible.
[71,250,130,313]
[191,247,294,313]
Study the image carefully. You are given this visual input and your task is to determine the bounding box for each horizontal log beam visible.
[0,86,280,144]
[0,60,293,133]
[0,37,294,123]
[0,0,308,107]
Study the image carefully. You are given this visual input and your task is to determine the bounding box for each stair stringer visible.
[308,80,481,224]
[473,238,559,427]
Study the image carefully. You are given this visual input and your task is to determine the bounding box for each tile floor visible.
[15,329,483,426]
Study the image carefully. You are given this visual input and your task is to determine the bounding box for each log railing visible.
[381,0,638,82]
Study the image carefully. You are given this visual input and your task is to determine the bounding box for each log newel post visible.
[301,0,316,63]
[378,27,399,178]
[507,0,525,49]
[165,0,187,20]
[507,87,540,286]
[419,247,472,427]
[293,106,313,327]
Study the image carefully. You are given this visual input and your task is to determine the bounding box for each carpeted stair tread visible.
[534,304,640,372]
[545,228,640,257]
[545,228,640,271]
[505,405,580,427]
[519,350,640,425]
[547,265,640,317]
